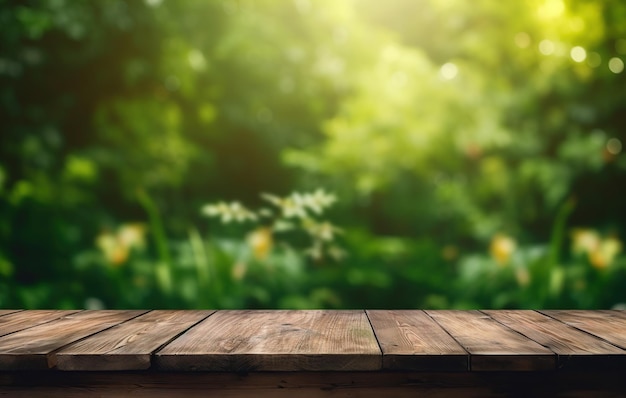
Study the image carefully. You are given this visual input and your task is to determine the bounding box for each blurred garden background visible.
[2,0,626,310]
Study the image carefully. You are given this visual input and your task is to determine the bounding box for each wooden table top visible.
[0,309,625,373]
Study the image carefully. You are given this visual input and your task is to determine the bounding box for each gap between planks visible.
[53,310,216,371]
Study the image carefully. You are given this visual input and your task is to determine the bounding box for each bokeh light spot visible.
[570,46,586,63]
[514,32,531,48]
[537,0,565,19]
[440,62,458,80]
[608,57,624,74]
[539,39,555,55]
[188,49,206,71]
[607,138,622,155]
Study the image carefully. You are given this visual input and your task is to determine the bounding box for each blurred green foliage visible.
[1,0,626,309]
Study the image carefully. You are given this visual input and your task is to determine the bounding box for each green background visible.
[2,0,626,310]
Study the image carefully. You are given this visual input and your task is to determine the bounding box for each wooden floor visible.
[1,310,625,396]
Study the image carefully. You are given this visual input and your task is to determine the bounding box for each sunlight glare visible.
[537,0,565,19]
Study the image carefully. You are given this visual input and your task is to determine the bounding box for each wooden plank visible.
[540,310,626,350]
[0,310,81,337]
[155,310,381,371]
[54,310,214,370]
[425,310,555,371]
[484,310,626,370]
[366,310,468,371]
[0,310,146,370]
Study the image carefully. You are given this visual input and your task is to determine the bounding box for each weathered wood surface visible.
[426,310,555,371]
[156,310,381,371]
[367,310,467,371]
[540,310,626,350]
[0,310,80,338]
[0,310,624,374]
[0,310,146,370]
[485,310,626,369]
[54,310,214,371]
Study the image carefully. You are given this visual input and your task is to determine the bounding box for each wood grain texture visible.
[367,310,468,371]
[0,310,81,338]
[1,310,625,376]
[426,310,555,371]
[540,310,626,350]
[484,310,626,370]
[605,309,626,319]
[155,310,381,371]
[54,310,214,371]
[0,310,146,370]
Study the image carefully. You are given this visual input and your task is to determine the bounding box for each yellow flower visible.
[489,234,516,266]
[247,227,273,260]
[118,223,146,249]
[571,228,622,269]
[571,229,600,255]
[96,232,128,266]
[589,236,622,269]
[95,223,147,266]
